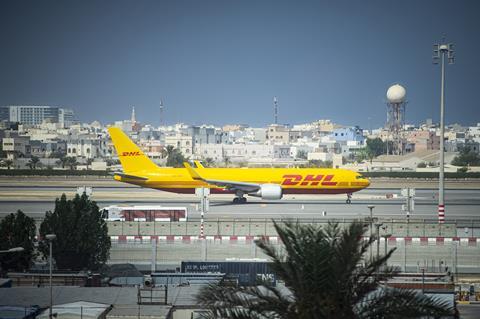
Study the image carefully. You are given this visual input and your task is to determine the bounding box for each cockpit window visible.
[356,175,365,180]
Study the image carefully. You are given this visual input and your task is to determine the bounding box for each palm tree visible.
[66,157,78,170]
[56,155,69,169]
[0,159,13,170]
[223,156,231,168]
[27,156,40,170]
[86,158,94,170]
[163,145,175,159]
[197,221,453,319]
[203,157,215,168]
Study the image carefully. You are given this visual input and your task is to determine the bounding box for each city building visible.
[164,133,194,156]
[0,106,75,127]
[67,139,107,159]
[195,143,291,163]
[266,124,290,144]
[330,126,365,144]
[407,131,440,152]
[2,131,31,158]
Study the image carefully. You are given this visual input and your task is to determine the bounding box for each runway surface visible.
[0,183,479,221]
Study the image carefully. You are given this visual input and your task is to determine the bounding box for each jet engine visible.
[250,184,283,200]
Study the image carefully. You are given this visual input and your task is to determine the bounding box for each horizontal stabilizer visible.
[193,160,205,169]
[114,173,148,181]
[183,162,203,180]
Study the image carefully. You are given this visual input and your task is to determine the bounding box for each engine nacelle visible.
[250,184,283,200]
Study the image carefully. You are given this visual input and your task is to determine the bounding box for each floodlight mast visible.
[433,41,454,224]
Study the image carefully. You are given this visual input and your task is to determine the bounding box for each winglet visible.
[183,162,203,180]
[193,160,205,169]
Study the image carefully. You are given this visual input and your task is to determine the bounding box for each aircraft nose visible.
[365,178,371,187]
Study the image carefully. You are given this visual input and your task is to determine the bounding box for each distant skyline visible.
[1,0,479,128]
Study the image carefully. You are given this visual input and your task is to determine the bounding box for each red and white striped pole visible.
[438,204,445,224]
[200,210,205,238]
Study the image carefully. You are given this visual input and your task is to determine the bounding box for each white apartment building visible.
[164,133,194,156]
[67,139,107,159]
[195,144,291,162]
[0,105,75,127]
[2,136,31,159]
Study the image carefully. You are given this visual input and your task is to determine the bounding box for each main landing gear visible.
[233,197,247,204]
[233,191,247,204]
[346,193,352,204]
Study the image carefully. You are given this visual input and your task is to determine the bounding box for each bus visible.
[101,205,188,222]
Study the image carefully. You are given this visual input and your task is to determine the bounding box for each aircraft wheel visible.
[346,199,351,204]
[240,197,247,204]
[233,198,239,204]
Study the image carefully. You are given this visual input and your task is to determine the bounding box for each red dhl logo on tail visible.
[282,174,337,186]
[121,151,141,156]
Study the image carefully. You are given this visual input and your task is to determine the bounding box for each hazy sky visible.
[1,0,479,128]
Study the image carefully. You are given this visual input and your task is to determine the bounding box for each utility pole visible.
[367,205,375,262]
[433,41,454,224]
[402,188,415,236]
[46,234,56,319]
[375,222,383,261]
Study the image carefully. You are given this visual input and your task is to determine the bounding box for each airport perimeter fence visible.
[107,218,480,238]
[109,237,480,274]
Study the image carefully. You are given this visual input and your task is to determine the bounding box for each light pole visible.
[374,222,384,261]
[0,247,24,253]
[46,234,56,319]
[433,41,454,224]
[367,205,375,262]
[383,234,392,256]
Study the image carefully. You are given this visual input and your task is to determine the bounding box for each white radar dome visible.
[386,84,406,103]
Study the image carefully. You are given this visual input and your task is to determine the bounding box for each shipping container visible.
[181,261,276,286]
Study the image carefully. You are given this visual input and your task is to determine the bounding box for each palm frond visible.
[356,287,454,318]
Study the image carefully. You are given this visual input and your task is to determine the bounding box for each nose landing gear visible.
[346,193,352,204]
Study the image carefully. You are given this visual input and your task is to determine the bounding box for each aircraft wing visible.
[183,162,260,192]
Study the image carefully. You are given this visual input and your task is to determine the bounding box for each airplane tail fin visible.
[108,127,160,173]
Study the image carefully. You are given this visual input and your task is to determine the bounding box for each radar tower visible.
[386,84,407,155]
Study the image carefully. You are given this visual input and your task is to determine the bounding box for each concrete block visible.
[265,221,278,236]
[154,222,171,235]
[186,222,201,236]
[171,222,188,235]
[203,222,219,236]
[107,222,123,236]
[424,224,441,237]
[232,221,251,236]
[407,223,425,237]
[123,222,140,236]
[139,222,155,236]
[249,222,267,236]
[389,223,408,237]
[439,224,456,237]
[218,221,234,236]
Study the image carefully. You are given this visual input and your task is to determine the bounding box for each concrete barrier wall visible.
[107,220,478,238]
[108,240,480,274]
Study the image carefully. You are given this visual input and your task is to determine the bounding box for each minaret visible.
[131,106,136,123]
[159,100,164,126]
[273,96,278,124]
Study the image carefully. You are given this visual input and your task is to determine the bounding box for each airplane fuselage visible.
[115,166,370,195]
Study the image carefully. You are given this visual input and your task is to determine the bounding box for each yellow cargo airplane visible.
[108,127,370,204]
